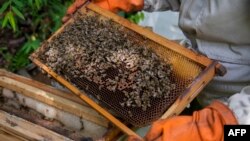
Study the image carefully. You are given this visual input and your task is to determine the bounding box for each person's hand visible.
[62,0,144,23]
[128,101,238,141]
[93,0,144,13]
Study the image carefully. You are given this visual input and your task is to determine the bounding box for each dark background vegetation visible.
[0,0,144,72]
[0,0,74,71]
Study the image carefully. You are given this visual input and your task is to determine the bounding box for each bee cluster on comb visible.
[38,13,176,112]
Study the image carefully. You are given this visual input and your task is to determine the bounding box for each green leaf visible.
[35,0,41,9]
[134,17,140,24]
[18,43,29,54]
[43,0,48,6]
[10,38,41,71]
[18,39,40,54]
[0,46,7,52]
[12,6,25,20]
[8,11,17,32]
[12,0,24,8]
[31,40,40,49]
[2,13,9,28]
[140,13,144,20]
[0,1,10,14]
[28,0,33,6]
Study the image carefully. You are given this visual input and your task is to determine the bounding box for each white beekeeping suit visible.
[226,86,250,124]
[144,0,250,106]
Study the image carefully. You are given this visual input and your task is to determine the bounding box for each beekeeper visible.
[64,0,250,141]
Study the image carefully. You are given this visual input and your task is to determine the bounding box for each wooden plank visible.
[161,62,217,119]
[0,110,73,141]
[0,70,108,127]
[0,69,87,106]
[30,58,142,139]
[0,128,27,141]
[0,73,109,127]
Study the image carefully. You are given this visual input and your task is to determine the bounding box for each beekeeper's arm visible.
[128,86,250,141]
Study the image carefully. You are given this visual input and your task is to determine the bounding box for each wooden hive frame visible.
[29,1,226,139]
[0,69,110,140]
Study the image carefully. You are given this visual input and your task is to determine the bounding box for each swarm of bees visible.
[40,14,176,112]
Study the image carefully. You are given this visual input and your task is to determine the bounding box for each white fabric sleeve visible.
[143,0,181,12]
[223,86,250,124]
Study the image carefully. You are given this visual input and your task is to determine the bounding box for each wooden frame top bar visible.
[86,3,211,66]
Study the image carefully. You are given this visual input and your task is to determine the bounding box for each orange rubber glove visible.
[93,0,144,13]
[63,0,144,23]
[128,101,238,141]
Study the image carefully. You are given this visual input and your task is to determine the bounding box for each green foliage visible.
[10,36,41,71]
[119,11,145,24]
[0,47,13,69]
[0,0,143,71]
[0,0,73,71]
[0,0,25,31]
